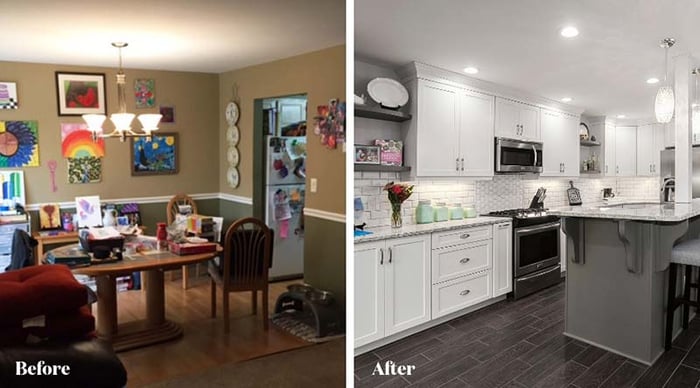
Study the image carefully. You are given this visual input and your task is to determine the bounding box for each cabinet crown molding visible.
[397,61,584,116]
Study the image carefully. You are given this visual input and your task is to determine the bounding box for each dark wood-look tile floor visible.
[354,282,700,388]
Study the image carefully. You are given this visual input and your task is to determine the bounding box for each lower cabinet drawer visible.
[432,239,491,284]
[432,270,491,319]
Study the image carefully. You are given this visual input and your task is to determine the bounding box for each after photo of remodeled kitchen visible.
[353,1,700,387]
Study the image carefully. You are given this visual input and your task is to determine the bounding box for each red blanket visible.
[0,265,88,323]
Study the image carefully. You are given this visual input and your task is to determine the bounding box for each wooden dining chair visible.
[208,217,273,333]
[166,193,198,289]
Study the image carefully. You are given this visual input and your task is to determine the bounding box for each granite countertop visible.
[354,216,509,243]
[549,199,700,222]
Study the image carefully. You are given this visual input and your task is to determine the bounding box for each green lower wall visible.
[303,216,346,309]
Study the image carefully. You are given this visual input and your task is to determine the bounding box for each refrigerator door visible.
[659,147,700,199]
[265,184,305,279]
[267,136,306,186]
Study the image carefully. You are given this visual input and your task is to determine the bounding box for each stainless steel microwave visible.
[495,137,543,173]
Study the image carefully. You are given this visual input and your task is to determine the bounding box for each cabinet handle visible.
[498,223,510,229]
[460,233,471,239]
[460,289,471,296]
[388,247,393,264]
[650,164,652,173]
[456,158,459,171]
[616,166,619,174]
[379,248,384,265]
[459,258,470,264]
[461,158,464,171]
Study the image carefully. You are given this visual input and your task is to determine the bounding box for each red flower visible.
[392,186,402,195]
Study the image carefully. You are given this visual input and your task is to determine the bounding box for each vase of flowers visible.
[384,181,414,228]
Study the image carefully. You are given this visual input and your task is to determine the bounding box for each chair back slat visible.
[222,217,272,288]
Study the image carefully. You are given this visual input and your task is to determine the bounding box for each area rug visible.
[144,339,345,388]
[271,312,345,343]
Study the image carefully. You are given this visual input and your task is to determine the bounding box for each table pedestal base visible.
[104,320,183,352]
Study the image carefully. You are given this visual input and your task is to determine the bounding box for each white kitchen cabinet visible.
[615,126,637,176]
[458,89,495,176]
[540,109,580,177]
[637,124,665,176]
[354,241,385,348]
[415,80,460,176]
[354,235,431,348]
[411,79,494,177]
[604,123,616,176]
[493,222,513,297]
[495,97,540,141]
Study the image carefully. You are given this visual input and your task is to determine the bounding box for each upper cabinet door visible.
[519,104,541,141]
[459,90,495,177]
[495,97,540,141]
[652,123,665,174]
[604,124,616,176]
[495,98,521,139]
[615,126,637,176]
[562,113,580,176]
[416,80,460,177]
[636,124,654,176]
[540,109,565,176]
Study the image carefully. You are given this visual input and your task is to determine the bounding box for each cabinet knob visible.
[459,258,471,264]
[460,289,471,296]
[461,158,464,171]
[460,233,471,239]
[456,158,459,171]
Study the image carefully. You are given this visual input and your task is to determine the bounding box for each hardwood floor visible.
[109,275,311,387]
[354,282,700,388]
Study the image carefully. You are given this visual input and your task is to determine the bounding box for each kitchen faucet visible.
[661,177,676,203]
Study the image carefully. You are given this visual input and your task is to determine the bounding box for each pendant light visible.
[655,38,676,123]
[83,42,161,142]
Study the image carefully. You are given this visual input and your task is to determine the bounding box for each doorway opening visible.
[252,94,308,281]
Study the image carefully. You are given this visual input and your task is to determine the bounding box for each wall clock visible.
[225,102,239,125]
[227,166,239,188]
[227,147,239,167]
[226,125,240,146]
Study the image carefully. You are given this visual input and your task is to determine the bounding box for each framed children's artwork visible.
[0,82,18,109]
[354,145,380,164]
[134,79,155,108]
[75,195,102,227]
[130,133,179,176]
[159,106,174,123]
[55,72,106,116]
[0,170,26,208]
[39,203,61,229]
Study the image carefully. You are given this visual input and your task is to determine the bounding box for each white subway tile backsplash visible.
[355,174,660,228]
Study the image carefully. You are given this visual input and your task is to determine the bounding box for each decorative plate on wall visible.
[227,166,239,188]
[367,77,409,109]
[227,147,239,167]
[225,101,239,125]
[226,125,239,146]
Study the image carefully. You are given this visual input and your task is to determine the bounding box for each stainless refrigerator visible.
[265,136,306,279]
[659,146,700,201]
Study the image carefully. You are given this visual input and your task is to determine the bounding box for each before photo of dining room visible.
[0,1,346,387]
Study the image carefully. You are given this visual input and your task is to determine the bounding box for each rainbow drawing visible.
[60,123,105,158]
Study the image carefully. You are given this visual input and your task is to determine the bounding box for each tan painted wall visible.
[218,45,346,214]
[0,61,219,204]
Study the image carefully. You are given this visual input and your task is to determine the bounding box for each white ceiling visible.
[355,0,700,120]
[0,0,345,73]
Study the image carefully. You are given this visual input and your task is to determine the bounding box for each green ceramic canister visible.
[415,201,433,224]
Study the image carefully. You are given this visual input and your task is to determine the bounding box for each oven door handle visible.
[515,222,560,235]
[517,264,561,282]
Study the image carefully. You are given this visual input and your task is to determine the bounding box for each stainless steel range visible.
[487,208,562,299]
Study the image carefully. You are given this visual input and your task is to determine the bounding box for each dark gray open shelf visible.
[355,105,412,122]
[354,164,411,172]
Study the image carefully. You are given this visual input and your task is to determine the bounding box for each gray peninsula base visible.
[561,217,690,365]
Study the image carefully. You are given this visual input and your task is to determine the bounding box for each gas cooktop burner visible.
[488,208,550,219]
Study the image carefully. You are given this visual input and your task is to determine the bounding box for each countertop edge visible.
[354,217,509,243]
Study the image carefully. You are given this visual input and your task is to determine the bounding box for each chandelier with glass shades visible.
[655,38,676,124]
[82,42,161,142]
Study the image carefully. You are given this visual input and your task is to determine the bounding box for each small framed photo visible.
[55,72,106,116]
[0,82,18,109]
[354,145,380,164]
[159,106,174,123]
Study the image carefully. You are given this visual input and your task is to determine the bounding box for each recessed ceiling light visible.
[646,77,660,84]
[617,114,626,119]
[463,67,479,74]
[561,97,572,102]
[560,26,579,38]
